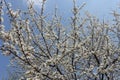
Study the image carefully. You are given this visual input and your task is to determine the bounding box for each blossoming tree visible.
[0,0,120,80]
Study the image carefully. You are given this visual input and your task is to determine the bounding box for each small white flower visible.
[10,10,20,18]
[0,17,4,23]
[2,51,11,56]
[0,9,4,15]
[0,25,5,31]
[25,71,31,75]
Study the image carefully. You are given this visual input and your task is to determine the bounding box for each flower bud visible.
[0,17,4,23]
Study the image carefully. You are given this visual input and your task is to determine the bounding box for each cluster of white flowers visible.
[0,24,4,31]
[8,9,20,18]
[0,1,5,40]
[0,0,120,80]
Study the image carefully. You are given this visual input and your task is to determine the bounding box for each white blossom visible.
[0,24,4,31]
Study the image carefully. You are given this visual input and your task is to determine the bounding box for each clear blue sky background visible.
[0,0,120,79]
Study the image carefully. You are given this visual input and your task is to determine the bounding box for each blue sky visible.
[0,0,120,79]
